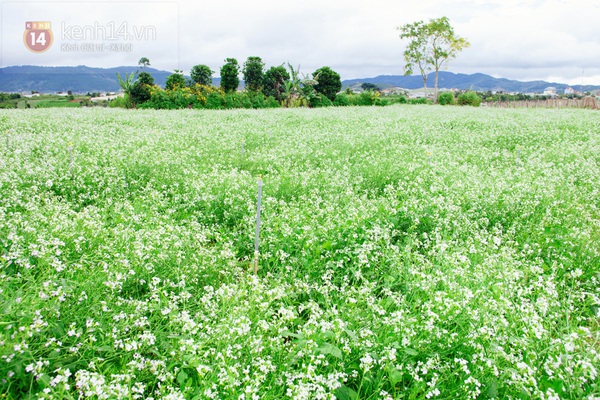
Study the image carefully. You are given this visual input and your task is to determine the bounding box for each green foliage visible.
[353,90,380,106]
[1,107,599,399]
[457,91,482,107]
[242,57,265,92]
[262,66,290,101]
[392,95,408,104]
[437,91,456,105]
[137,71,154,86]
[190,64,213,86]
[134,82,282,110]
[409,97,433,105]
[116,72,136,107]
[108,94,131,108]
[165,71,185,91]
[361,83,380,92]
[138,57,150,69]
[129,72,155,105]
[333,93,351,106]
[398,17,470,102]
[313,66,342,101]
[220,58,240,93]
[309,94,333,108]
[205,92,225,109]
[265,96,280,108]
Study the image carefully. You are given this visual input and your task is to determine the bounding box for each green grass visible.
[31,99,82,108]
[0,106,599,399]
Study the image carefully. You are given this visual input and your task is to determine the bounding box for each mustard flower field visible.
[1,106,599,399]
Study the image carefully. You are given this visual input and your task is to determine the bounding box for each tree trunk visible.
[434,69,439,104]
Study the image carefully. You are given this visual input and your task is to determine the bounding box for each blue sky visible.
[2,0,599,85]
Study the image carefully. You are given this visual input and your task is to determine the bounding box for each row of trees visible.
[117,57,343,109]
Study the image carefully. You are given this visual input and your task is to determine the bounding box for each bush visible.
[437,92,456,105]
[205,92,225,109]
[409,98,433,105]
[352,90,380,106]
[457,91,482,107]
[108,95,131,109]
[251,93,266,109]
[333,93,350,106]
[309,94,333,108]
[224,93,242,109]
[391,95,408,104]
[265,96,280,108]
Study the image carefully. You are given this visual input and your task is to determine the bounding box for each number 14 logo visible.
[24,21,53,53]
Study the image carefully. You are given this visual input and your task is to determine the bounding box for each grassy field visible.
[0,106,599,399]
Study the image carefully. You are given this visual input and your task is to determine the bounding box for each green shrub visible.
[108,95,131,109]
[333,93,350,106]
[309,94,333,108]
[437,92,456,105]
[391,95,408,104]
[265,96,280,108]
[205,92,225,109]
[251,93,266,109]
[355,90,379,106]
[224,93,242,109]
[409,97,432,105]
[457,91,481,107]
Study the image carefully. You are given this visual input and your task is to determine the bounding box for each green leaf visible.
[404,348,419,356]
[317,342,343,359]
[334,385,358,400]
[177,370,188,386]
[389,369,403,386]
[486,380,498,398]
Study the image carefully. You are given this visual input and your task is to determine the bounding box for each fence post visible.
[253,176,263,275]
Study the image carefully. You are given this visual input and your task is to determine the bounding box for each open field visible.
[1,106,599,399]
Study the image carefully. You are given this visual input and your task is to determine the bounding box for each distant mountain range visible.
[342,71,600,94]
[1,65,598,94]
[0,65,174,93]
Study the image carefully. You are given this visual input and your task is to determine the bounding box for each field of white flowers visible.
[0,106,599,399]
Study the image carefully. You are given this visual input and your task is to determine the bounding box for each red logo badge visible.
[24,21,53,53]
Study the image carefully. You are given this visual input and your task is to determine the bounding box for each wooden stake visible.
[253,176,263,274]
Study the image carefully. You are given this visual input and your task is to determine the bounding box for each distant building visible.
[380,87,409,96]
[564,87,576,95]
[543,87,557,97]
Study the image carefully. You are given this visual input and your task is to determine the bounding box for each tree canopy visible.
[220,58,240,93]
[165,70,185,90]
[138,57,150,69]
[190,64,213,86]
[313,66,342,101]
[262,66,290,101]
[242,57,265,92]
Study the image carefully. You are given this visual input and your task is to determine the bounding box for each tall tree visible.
[130,72,154,105]
[313,66,342,101]
[398,17,470,102]
[138,57,150,69]
[190,64,213,86]
[242,57,265,92]
[165,70,185,90]
[220,58,240,93]
[262,65,290,101]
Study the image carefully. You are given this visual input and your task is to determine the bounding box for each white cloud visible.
[1,0,599,84]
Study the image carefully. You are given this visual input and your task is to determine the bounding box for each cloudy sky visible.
[1,0,599,85]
